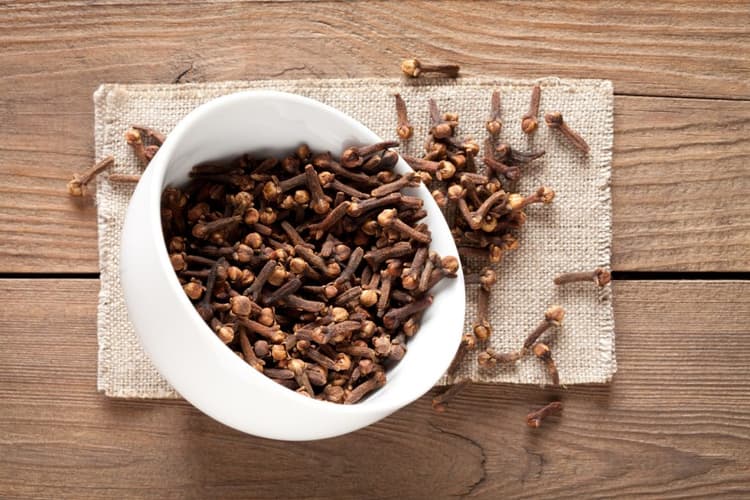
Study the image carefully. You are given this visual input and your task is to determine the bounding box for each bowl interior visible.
[147,91,465,424]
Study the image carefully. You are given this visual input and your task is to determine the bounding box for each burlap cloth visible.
[94,78,614,398]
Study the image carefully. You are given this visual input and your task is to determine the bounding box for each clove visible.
[533,342,559,386]
[526,401,563,428]
[394,93,414,140]
[554,268,611,287]
[521,85,541,134]
[67,156,115,197]
[401,58,460,79]
[485,90,502,137]
[523,305,565,350]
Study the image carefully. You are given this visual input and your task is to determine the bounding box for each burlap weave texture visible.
[94,78,614,398]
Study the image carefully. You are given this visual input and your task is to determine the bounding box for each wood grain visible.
[1,279,749,498]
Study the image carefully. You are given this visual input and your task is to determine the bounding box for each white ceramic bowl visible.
[120,90,465,440]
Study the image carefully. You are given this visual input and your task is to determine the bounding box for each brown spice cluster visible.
[400,93,557,411]
[403,98,553,268]
[161,142,458,404]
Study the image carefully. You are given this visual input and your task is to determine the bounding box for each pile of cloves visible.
[66,125,164,196]
[403,98,553,267]
[162,142,458,403]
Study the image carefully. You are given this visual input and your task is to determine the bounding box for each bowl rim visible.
[139,89,465,417]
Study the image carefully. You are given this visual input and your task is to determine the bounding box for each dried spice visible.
[477,348,523,367]
[532,342,559,386]
[162,141,458,403]
[394,93,414,140]
[67,155,115,197]
[431,380,470,413]
[523,305,565,350]
[67,124,166,198]
[545,112,589,154]
[521,85,541,134]
[485,90,503,137]
[526,401,563,428]
[404,96,556,397]
[109,173,142,183]
[554,268,611,287]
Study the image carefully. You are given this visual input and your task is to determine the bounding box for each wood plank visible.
[2,93,748,273]
[1,279,749,498]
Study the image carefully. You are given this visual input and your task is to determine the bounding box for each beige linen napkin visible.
[94,78,614,398]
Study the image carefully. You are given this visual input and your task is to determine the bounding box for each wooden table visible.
[1,2,749,498]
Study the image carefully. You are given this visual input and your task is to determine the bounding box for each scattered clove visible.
[125,128,151,166]
[523,305,565,350]
[472,268,496,341]
[394,93,414,140]
[477,348,523,367]
[526,401,563,428]
[544,112,590,154]
[130,124,166,145]
[532,342,559,386]
[162,141,456,404]
[447,333,477,377]
[485,90,502,137]
[554,268,611,287]
[521,85,541,134]
[67,156,115,197]
[431,380,470,413]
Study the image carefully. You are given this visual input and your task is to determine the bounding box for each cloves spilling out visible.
[161,141,458,404]
[477,304,565,388]
[416,98,553,270]
[401,94,559,408]
[67,155,115,197]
